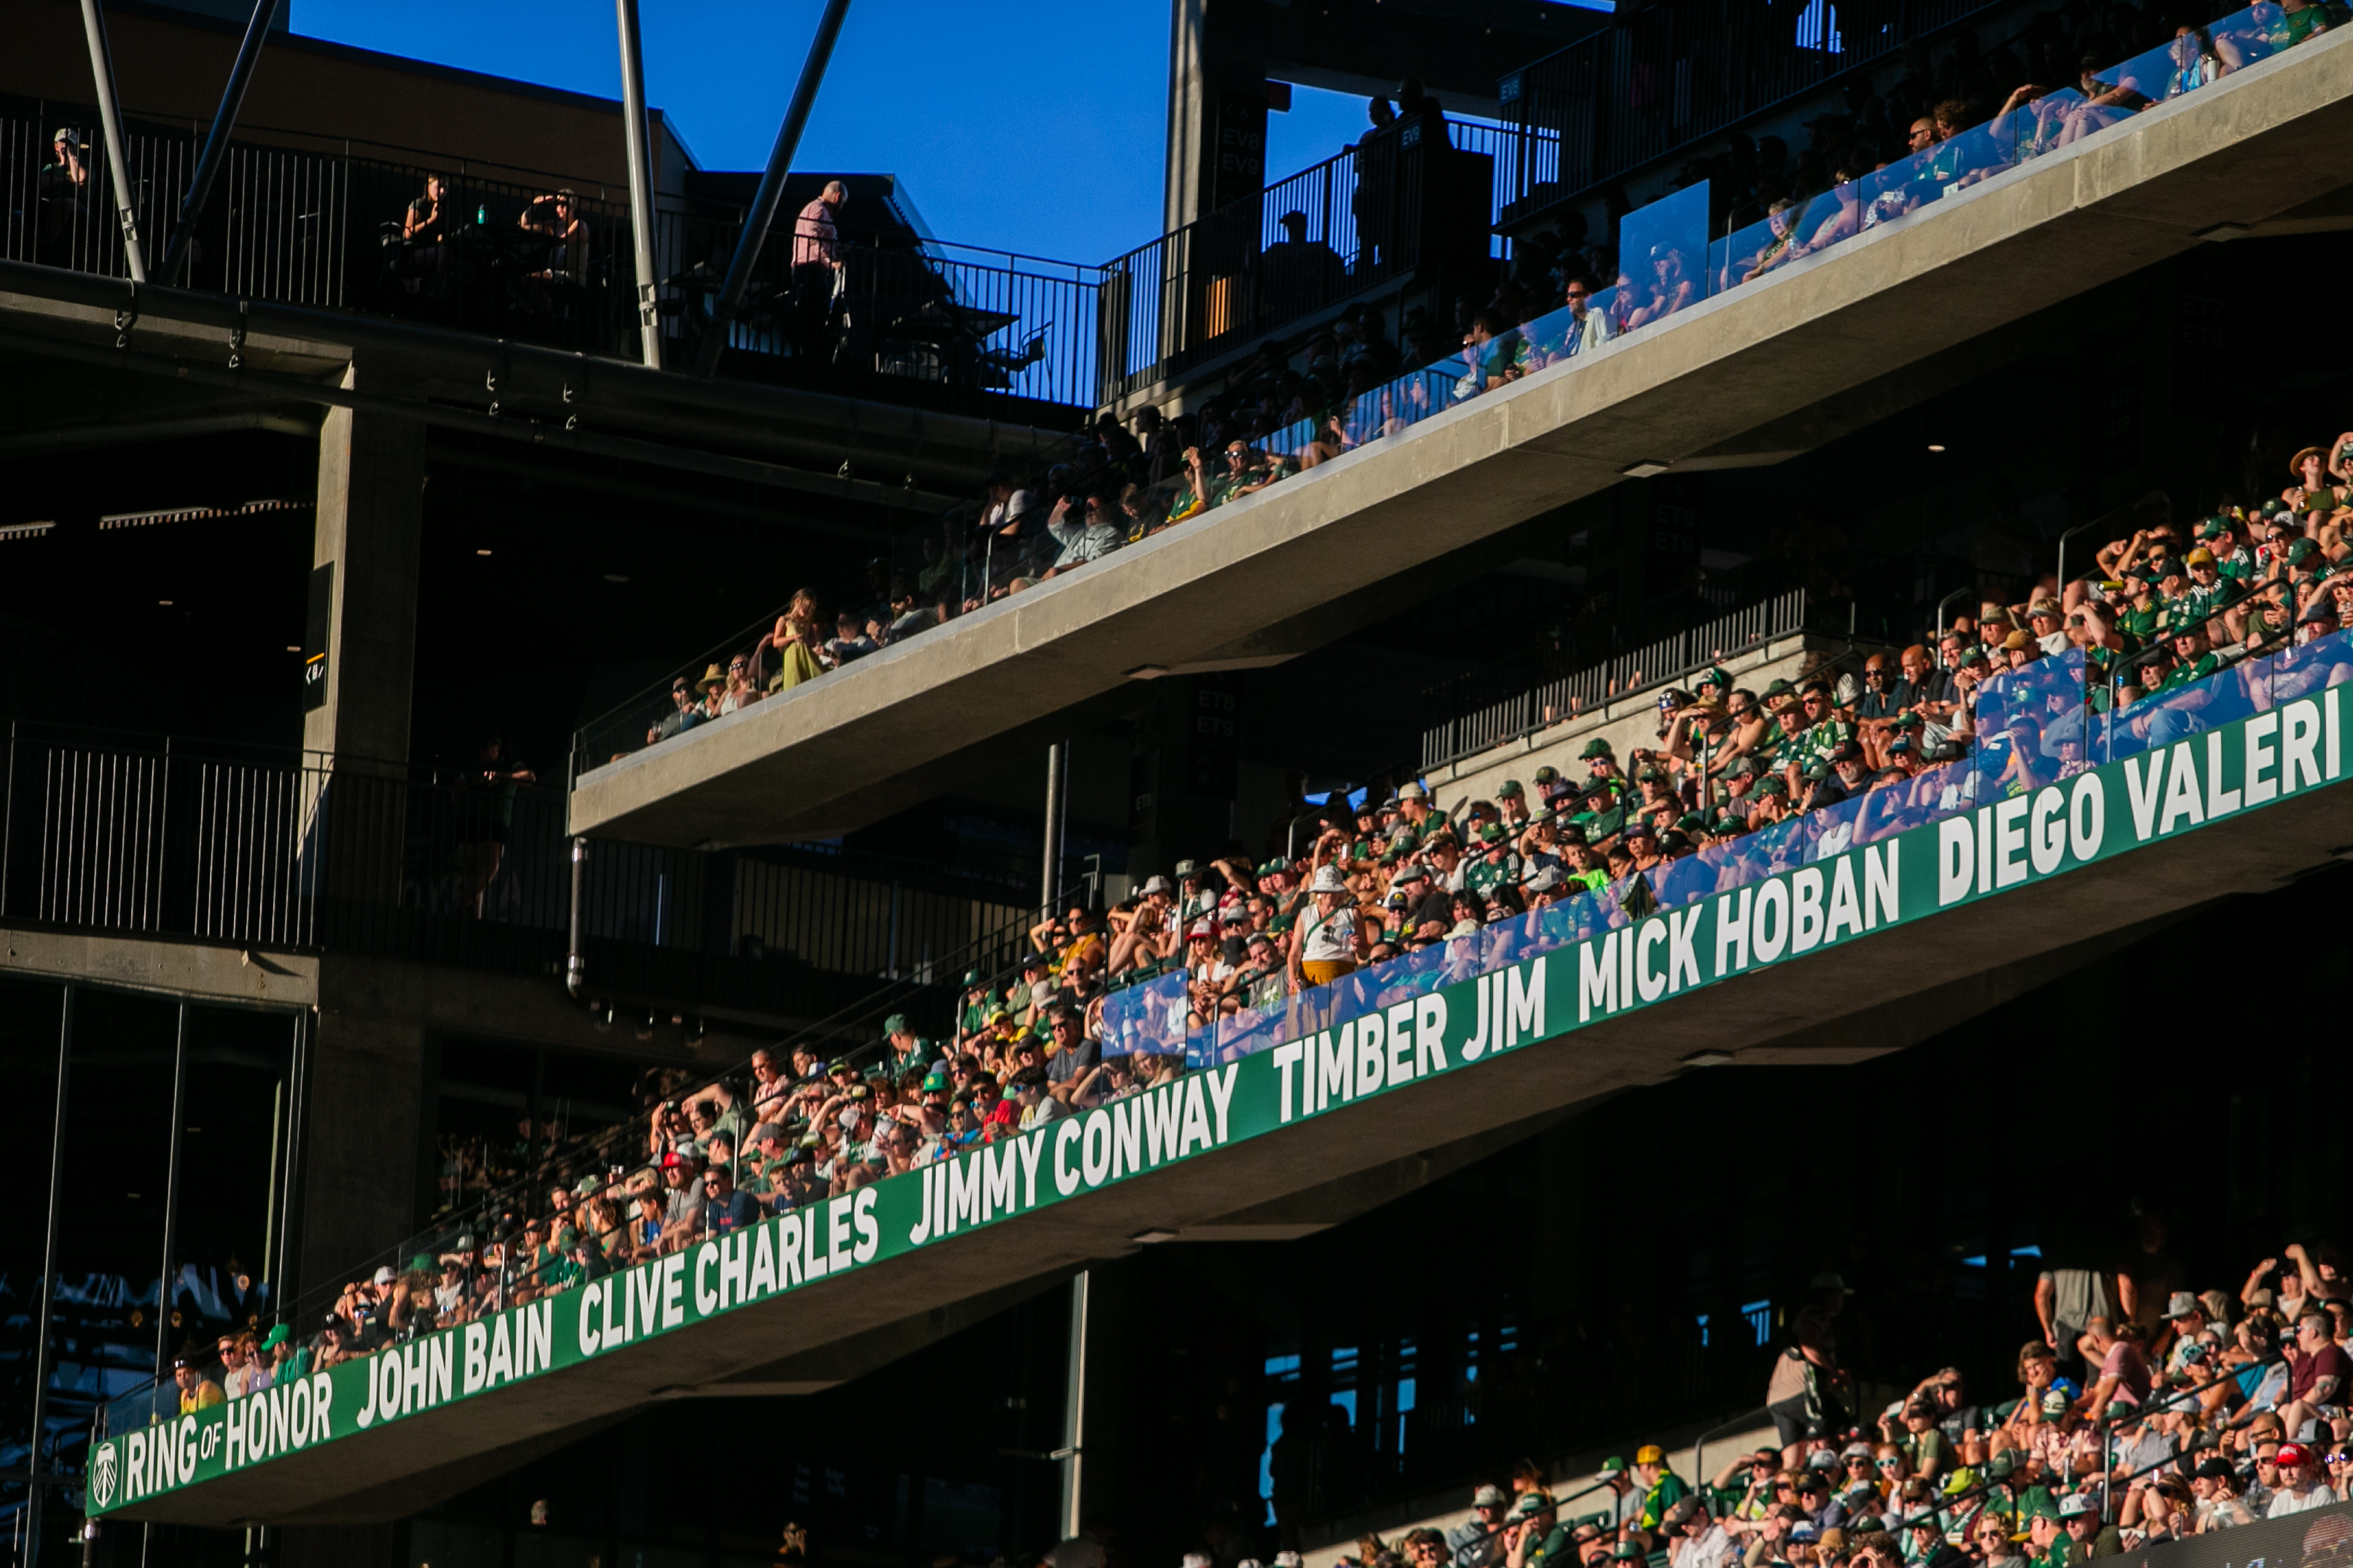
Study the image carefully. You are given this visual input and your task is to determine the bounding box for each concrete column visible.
[295,1007,426,1298]
[303,366,425,770]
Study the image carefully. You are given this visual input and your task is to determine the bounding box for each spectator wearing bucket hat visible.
[1289,862,1363,990]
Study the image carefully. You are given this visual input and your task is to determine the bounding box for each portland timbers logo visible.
[89,1440,117,1509]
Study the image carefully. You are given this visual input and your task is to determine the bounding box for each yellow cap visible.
[1635,1444,1666,1465]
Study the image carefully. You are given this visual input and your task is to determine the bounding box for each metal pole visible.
[688,0,852,376]
[77,0,147,282]
[1057,1270,1090,1539]
[566,837,588,999]
[614,0,666,369]
[27,985,77,1567]
[257,1077,284,1308]
[155,1004,190,1380]
[272,1008,311,1313]
[157,0,277,283]
[1041,739,1068,915]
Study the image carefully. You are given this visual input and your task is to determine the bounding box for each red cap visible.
[2277,1443,2310,1467]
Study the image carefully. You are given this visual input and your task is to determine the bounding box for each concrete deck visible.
[570,30,2353,848]
[114,768,2353,1526]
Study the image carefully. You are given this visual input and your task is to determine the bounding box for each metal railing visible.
[3,103,1102,411]
[0,724,1033,1023]
[1099,115,1499,404]
[1497,0,2034,230]
[1418,589,1812,772]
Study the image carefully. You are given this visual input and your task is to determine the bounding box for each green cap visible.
[883,1014,910,1035]
[1804,761,1830,781]
[1699,665,1730,690]
[962,968,982,985]
[1580,737,1615,759]
[921,1072,950,1093]
[1762,678,1795,699]
[2200,515,2231,538]
[1534,765,1560,786]
[1480,823,1505,843]
[1635,766,1664,782]
[409,1253,436,1274]
[261,1324,290,1350]
[2288,539,2319,564]
[1753,776,1787,798]
[1494,778,1525,798]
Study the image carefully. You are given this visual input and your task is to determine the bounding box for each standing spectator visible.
[1768,1274,1853,1464]
[791,180,849,362]
[454,737,535,919]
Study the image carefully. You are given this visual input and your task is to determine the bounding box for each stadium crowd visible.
[1318,1243,2353,1568]
[606,0,2329,759]
[152,421,2353,1436]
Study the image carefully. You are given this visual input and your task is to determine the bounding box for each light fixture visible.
[157,599,173,606]
[1129,1227,1181,1244]
[1681,1049,1734,1067]
[286,645,301,653]
[1621,460,1671,478]
[1125,663,1172,680]
[1927,444,1947,453]
[476,548,493,556]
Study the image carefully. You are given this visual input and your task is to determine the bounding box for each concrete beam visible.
[114,776,2353,1526]
[570,32,2353,849]
[0,261,1074,491]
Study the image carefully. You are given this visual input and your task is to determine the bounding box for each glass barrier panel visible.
[2268,625,2353,707]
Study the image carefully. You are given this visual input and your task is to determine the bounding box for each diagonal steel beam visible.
[689,0,851,376]
[77,0,147,282]
[159,0,279,284]
[614,0,666,370]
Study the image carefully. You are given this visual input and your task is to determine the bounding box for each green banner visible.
[86,687,2346,1516]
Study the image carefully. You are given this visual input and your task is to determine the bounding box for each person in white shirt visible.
[2265,1444,2336,1517]
[1665,1497,1735,1568]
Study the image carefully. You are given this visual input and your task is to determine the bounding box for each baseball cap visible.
[1596,1456,1626,1479]
[372,1266,396,1286]
[1634,1444,1666,1465]
[1473,1484,1510,1507]
[883,1013,910,1034]
[1580,738,1615,759]
[2161,1290,2200,1319]
[2057,1495,2098,1519]
[2277,1442,2311,1467]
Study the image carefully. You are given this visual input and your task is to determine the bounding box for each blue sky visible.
[294,0,1390,267]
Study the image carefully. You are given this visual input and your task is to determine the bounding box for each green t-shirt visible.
[1464,855,1517,896]
[2156,652,2223,693]
[1640,1473,1691,1529]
